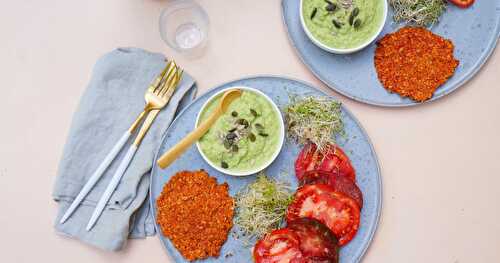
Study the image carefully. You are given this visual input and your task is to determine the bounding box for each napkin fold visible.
[52,47,197,251]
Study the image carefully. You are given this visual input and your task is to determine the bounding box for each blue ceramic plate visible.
[150,76,382,263]
[282,0,500,107]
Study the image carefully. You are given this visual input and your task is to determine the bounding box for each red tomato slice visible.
[286,184,361,246]
[295,143,356,182]
[301,170,363,209]
[254,228,304,263]
[287,218,339,262]
[448,0,474,8]
[295,143,316,180]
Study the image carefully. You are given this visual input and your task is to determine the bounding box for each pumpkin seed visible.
[332,19,342,29]
[258,132,269,137]
[353,19,361,29]
[324,0,333,4]
[352,7,359,17]
[255,123,264,130]
[325,3,337,12]
[349,7,359,26]
[231,111,238,117]
[236,118,249,128]
[310,7,317,19]
[226,132,237,140]
[228,127,237,133]
[248,133,256,142]
[221,161,229,169]
[231,144,239,153]
[250,108,258,117]
[223,140,232,149]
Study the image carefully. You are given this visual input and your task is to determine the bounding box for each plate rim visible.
[150,74,383,263]
[281,0,500,107]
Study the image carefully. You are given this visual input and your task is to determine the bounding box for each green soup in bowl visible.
[300,0,387,54]
[196,87,284,176]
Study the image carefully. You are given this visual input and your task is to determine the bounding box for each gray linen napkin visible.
[52,47,197,251]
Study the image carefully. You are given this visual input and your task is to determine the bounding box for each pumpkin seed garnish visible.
[310,7,317,19]
[332,19,342,29]
[231,111,238,117]
[258,132,269,137]
[248,133,256,142]
[255,123,264,130]
[223,140,232,149]
[236,118,249,128]
[353,19,361,29]
[226,132,237,140]
[324,0,334,4]
[221,161,229,169]
[349,7,359,26]
[325,3,337,12]
[339,0,353,9]
[250,108,258,117]
[228,127,237,133]
[352,7,359,17]
[231,144,239,153]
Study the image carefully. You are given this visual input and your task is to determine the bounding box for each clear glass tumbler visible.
[159,0,209,58]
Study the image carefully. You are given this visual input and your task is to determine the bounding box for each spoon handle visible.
[157,108,221,169]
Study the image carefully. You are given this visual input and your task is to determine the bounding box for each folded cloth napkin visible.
[52,47,197,251]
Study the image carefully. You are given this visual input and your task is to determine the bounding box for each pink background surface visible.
[1,0,499,262]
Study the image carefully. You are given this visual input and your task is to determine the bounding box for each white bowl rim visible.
[299,0,388,54]
[195,86,285,177]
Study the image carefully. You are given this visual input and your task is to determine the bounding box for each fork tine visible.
[155,66,179,97]
[152,61,176,94]
[155,62,178,96]
[160,67,182,98]
[148,62,172,92]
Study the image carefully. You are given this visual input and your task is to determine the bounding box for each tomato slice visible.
[286,184,361,246]
[287,218,339,262]
[254,228,304,263]
[448,0,474,8]
[295,143,356,182]
[301,170,363,209]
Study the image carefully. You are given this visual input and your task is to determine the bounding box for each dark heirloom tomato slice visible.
[287,218,339,263]
[254,228,304,263]
[301,170,363,209]
[295,143,355,182]
[286,184,361,246]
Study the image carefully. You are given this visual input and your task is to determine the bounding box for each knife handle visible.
[59,130,131,224]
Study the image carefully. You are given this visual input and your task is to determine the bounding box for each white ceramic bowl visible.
[299,0,388,54]
[195,87,285,176]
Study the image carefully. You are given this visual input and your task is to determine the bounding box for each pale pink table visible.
[1,0,499,262]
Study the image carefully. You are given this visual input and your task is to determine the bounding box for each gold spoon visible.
[157,88,243,169]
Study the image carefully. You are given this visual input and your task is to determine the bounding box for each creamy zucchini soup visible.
[303,0,385,49]
[198,90,281,172]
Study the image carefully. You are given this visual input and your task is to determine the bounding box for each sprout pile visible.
[389,0,447,27]
[285,96,344,153]
[234,173,293,243]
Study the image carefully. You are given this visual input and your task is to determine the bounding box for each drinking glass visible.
[159,0,209,58]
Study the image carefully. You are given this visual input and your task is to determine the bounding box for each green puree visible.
[303,0,384,49]
[198,90,281,172]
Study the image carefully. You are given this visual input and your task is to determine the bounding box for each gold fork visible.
[86,62,183,230]
[60,61,181,225]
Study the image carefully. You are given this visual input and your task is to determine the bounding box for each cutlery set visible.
[60,60,183,230]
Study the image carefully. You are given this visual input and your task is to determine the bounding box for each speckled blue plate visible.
[282,0,500,107]
[150,76,382,263]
